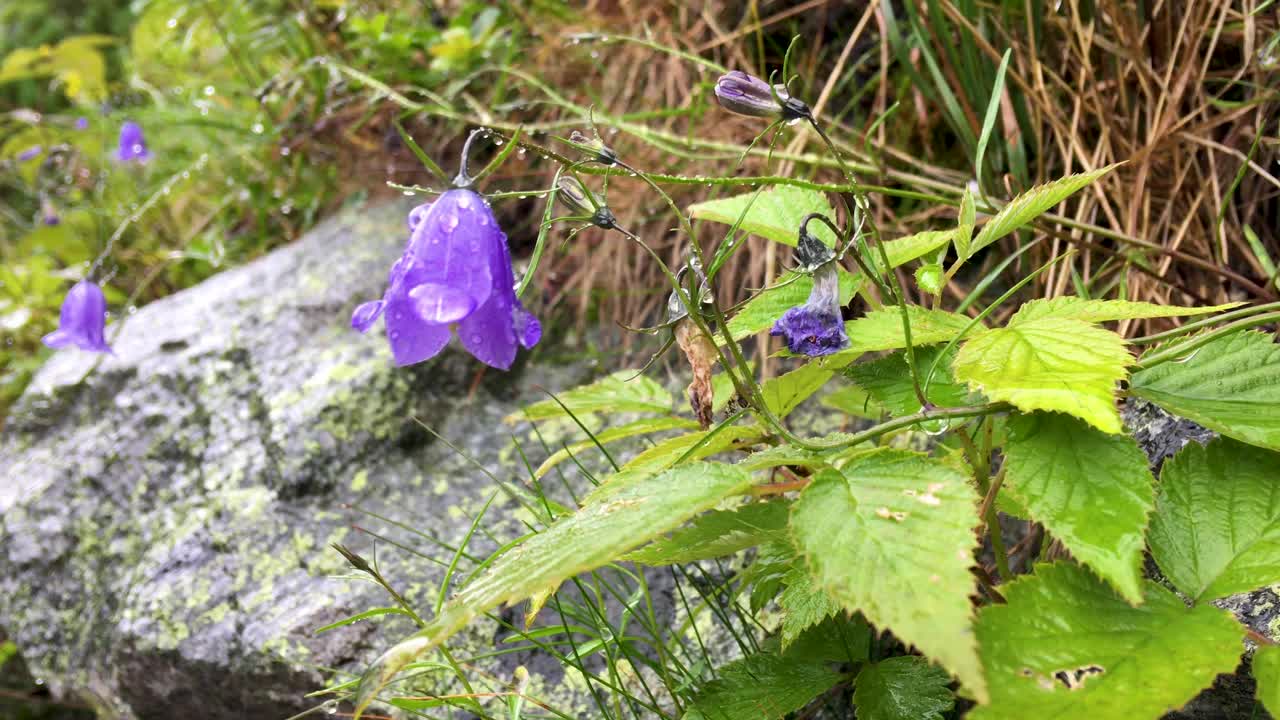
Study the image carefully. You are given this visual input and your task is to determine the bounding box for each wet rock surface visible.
[0,201,661,720]
[2,205,1273,720]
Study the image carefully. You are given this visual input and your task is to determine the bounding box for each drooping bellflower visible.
[715,71,811,122]
[114,121,151,163]
[352,190,540,370]
[43,280,113,354]
[770,260,849,357]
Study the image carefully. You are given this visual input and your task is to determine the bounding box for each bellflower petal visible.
[354,189,540,369]
[42,280,113,353]
[114,121,152,163]
[769,262,849,357]
[17,146,42,161]
[351,300,385,333]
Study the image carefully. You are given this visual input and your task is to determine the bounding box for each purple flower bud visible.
[715,71,781,118]
[770,262,849,357]
[42,280,113,354]
[41,197,60,226]
[75,117,89,130]
[351,189,540,370]
[16,146,42,161]
[114,121,151,163]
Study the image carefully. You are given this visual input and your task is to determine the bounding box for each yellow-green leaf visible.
[1004,412,1154,603]
[689,186,837,247]
[791,452,986,701]
[1147,436,1280,602]
[953,317,1132,433]
[970,164,1119,256]
[507,370,671,422]
[1010,297,1242,325]
[532,416,700,479]
[972,563,1242,720]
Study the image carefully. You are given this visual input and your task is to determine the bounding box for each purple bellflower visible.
[75,117,89,130]
[16,146,42,161]
[41,196,60,226]
[352,190,540,370]
[715,71,811,122]
[43,280,113,354]
[114,121,151,163]
[770,261,849,357]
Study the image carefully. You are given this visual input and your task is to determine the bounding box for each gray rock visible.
[0,201,679,719]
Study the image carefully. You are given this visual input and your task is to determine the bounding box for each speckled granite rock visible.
[0,201,668,720]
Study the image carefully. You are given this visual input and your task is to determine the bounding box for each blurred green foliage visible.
[0,0,527,412]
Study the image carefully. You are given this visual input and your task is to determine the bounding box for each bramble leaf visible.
[1254,645,1280,717]
[821,306,975,368]
[868,229,956,273]
[953,317,1132,433]
[1010,297,1242,324]
[683,651,842,720]
[969,164,1119,256]
[779,567,841,649]
[354,462,756,716]
[1147,436,1280,602]
[1130,330,1280,451]
[761,361,832,417]
[624,500,789,565]
[790,452,986,700]
[533,417,700,479]
[845,345,970,418]
[972,563,1242,720]
[1003,412,1154,603]
[508,370,671,422]
[689,185,838,247]
[853,656,955,720]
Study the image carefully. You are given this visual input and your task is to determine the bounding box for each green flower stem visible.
[1134,311,1280,369]
[767,402,1011,453]
[1129,301,1280,345]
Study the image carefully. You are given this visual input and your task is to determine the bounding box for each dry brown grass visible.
[336,1,1279,349]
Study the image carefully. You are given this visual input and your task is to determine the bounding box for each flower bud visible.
[715,71,782,118]
[556,176,601,216]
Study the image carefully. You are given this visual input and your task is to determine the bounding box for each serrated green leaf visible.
[761,361,832,417]
[533,416,699,479]
[1131,330,1280,451]
[689,185,838,247]
[1148,436,1280,602]
[820,383,885,419]
[1004,413,1154,603]
[727,268,859,340]
[823,306,974,368]
[782,611,872,664]
[736,443,841,472]
[1010,297,1242,325]
[916,263,945,296]
[583,425,763,507]
[684,651,842,720]
[953,317,1132,433]
[779,567,841,649]
[354,462,756,715]
[854,656,955,720]
[970,164,1120,256]
[624,500,789,565]
[508,370,671,422]
[846,345,970,419]
[791,451,986,701]
[1254,645,1280,717]
[972,563,1243,720]
[869,229,957,273]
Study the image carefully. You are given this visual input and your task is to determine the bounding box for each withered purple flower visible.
[352,189,540,369]
[770,262,848,357]
[43,280,113,354]
[114,121,151,163]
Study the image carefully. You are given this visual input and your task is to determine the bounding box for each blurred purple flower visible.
[75,117,89,130]
[16,146,42,161]
[352,189,540,369]
[770,262,848,357]
[114,121,151,163]
[43,280,113,354]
